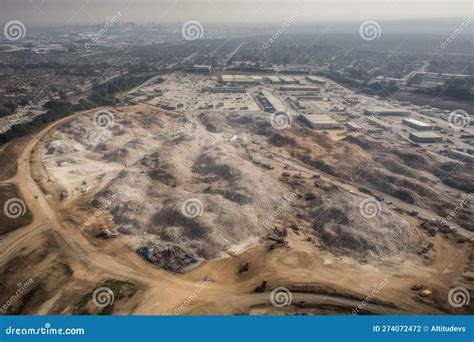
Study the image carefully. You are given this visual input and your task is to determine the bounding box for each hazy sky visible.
[0,0,472,26]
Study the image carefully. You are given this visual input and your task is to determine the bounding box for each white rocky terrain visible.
[41,106,432,272]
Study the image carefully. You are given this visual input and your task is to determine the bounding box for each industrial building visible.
[221,75,263,85]
[306,76,327,85]
[402,118,433,131]
[346,122,362,131]
[280,76,299,84]
[267,76,283,84]
[364,108,411,117]
[409,132,442,143]
[366,117,392,131]
[278,85,320,92]
[259,90,287,112]
[193,65,212,73]
[299,114,341,130]
[201,86,247,93]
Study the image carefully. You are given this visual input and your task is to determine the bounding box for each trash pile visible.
[137,244,198,273]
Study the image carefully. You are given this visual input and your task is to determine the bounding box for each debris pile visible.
[137,244,198,273]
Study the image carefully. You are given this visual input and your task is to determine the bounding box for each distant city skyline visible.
[1,0,472,27]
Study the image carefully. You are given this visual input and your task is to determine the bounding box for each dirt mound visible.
[60,109,293,269]
[45,140,82,155]
[104,148,130,163]
[310,189,419,257]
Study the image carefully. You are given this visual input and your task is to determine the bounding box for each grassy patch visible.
[75,279,137,315]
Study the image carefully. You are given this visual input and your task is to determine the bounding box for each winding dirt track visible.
[0,108,421,315]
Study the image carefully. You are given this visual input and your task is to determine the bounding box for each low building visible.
[221,75,262,85]
[267,76,283,84]
[364,108,411,117]
[193,65,212,73]
[260,90,287,112]
[280,76,299,84]
[278,85,320,92]
[201,86,246,93]
[366,117,392,131]
[409,132,442,143]
[299,114,341,130]
[346,122,362,131]
[306,76,326,85]
[403,118,433,131]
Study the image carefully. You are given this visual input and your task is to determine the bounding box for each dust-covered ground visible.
[1,103,471,316]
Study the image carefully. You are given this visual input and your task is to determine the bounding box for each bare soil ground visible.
[0,104,472,316]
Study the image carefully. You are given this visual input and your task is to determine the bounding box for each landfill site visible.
[0,72,473,316]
